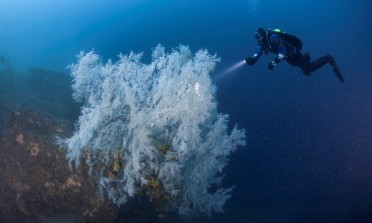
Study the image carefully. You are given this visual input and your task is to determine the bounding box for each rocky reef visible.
[0,108,118,222]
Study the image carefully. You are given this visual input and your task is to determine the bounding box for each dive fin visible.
[328,55,344,83]
[332,64,344,83]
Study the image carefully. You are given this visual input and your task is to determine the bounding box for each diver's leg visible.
[310,54,344,82]
[309,55,329,72]
[290,52,311,76]
[301,53,311,76]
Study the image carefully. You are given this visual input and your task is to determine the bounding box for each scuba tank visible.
[269,28,303,50]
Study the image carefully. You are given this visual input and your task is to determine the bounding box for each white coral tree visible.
[61,45,246,217]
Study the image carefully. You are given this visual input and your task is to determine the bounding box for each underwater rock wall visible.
[0,108,117,222]
[0,57,80,121]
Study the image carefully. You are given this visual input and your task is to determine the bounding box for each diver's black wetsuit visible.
[287,52,334,76]
[245,28,344,82]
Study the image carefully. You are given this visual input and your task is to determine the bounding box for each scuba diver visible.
[245,27,344,82]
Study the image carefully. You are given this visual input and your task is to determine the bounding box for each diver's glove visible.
[268,54,285,70]
[268,61,276,70]
[245,57,257,65]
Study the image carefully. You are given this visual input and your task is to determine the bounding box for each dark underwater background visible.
[1,0,372,222]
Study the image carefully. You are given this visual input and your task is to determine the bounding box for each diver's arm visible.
[245,46,264,65]
[268,53,285,70]
[268,35,287,70]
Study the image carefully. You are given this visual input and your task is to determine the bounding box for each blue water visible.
[1,0,372,222]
